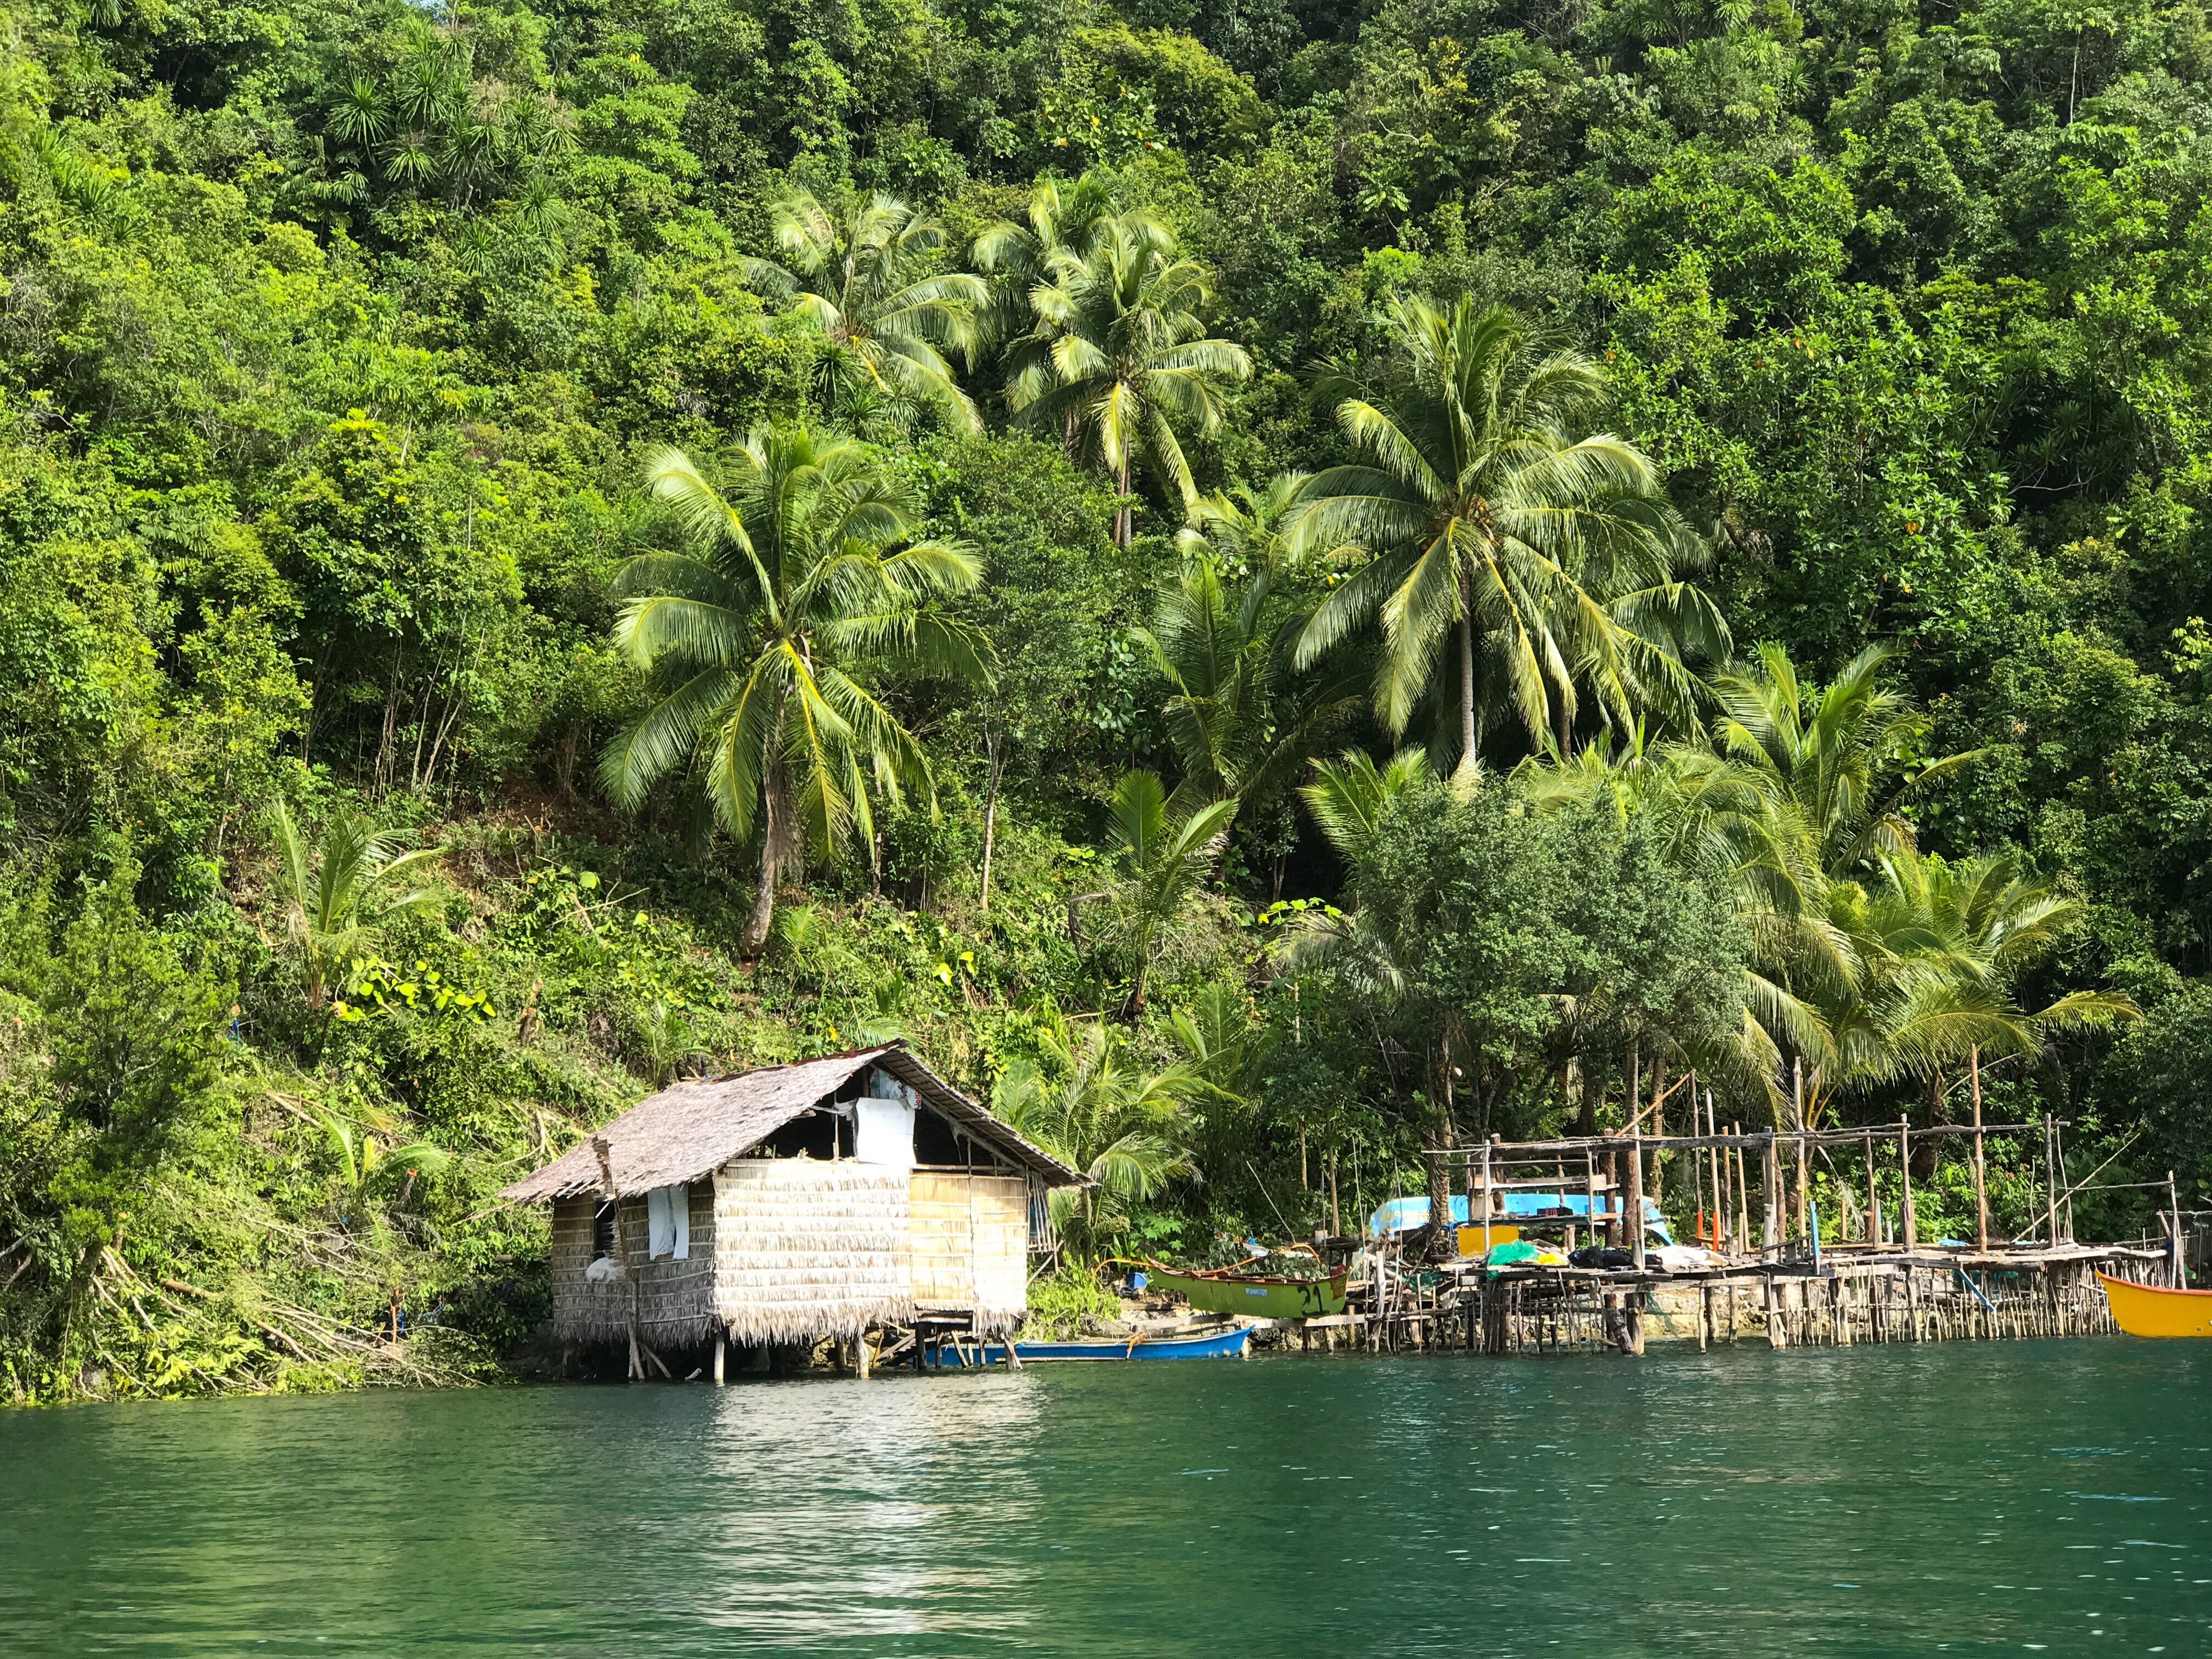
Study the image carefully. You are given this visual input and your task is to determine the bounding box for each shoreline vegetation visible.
[5,0,2212,1404]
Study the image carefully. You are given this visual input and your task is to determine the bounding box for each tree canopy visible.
[0,0,2202,1397]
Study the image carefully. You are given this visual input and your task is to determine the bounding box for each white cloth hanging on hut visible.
[647,1183,690,1259]
[854,1097,917,1170]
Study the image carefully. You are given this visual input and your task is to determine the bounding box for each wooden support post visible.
[713,1334,725,1385]
[2171,1172,2186,1289]
[1971,1046,1989,1252]
[1707,1091,1726,1252]
[1734,1127,1750,1254]
[1764,1273,1785,1347]
[1480,1139,1494,1240]
[1899,1118,1916,1254]
[1649,1060,1669,1213]
[1760,1133,1780,1260]
[1792,1057,1808,1245]
[857,1331,873,1379]
[1629,1120,1647,1271]
[2044,1115,2059,1245]
[1864,1128,1881,1245]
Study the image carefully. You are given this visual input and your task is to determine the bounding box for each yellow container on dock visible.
[1456,1223,1522,1256]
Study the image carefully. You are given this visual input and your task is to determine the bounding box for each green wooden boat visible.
[1147,1264,1349,1319]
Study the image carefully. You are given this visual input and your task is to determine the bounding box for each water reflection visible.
[4,1344,2211,1656]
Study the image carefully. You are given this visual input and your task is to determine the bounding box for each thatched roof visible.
[500,1041,1082,1203]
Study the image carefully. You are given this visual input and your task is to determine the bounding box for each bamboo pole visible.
[1864,1128,1881,1244]
[1734,1127,1750,1254]
[1629,1118,1647,1270]
[1971,1046,1989,1252]
[2171,1172,2186,1289]
[1899,1118,1916,1253]
[1707,1091,1725,1250]
[1476,1138,1494,1252]
[1792,1058,1809,1245]
[1761,1132,1780,1260]
[2044,1114,2059,1246]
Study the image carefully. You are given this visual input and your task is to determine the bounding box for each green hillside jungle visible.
[4,0,2211,1403]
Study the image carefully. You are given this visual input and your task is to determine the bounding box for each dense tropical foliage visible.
[2,0,2209,1398]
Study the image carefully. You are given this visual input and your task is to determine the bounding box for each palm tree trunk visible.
[741,757,798,960]
[980,724,1004,913]
[1115,447,1133,549]
[1457,570,1477,776]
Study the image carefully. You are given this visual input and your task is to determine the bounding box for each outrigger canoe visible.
[1146,1264,1349,1320]
[2098,1271,2212,1338]
[926,1325,1251,1366]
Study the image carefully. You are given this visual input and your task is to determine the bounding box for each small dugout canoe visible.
[2098,1271,2212,1338]
[927,1325,1252,1366]
[1146,1265,1350,1321]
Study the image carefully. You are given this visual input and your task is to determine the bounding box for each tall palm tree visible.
[1830,851,2137,1101]
[743,191,988,433]
[1007,212,1252,545]
[1135,541,1361,816]
[1528,645,2133,1119]
[1289,296,1725,773]
[992,1019,1201,1262]
[1177,471,1311,577]
[269,800,443,1012]
[600,428,991,955]
[972,171,1120,360]
[1094,769,1238,1016]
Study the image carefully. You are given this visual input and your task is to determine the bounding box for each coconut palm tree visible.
[1527,645,2132,1120]
[743,191,988,433]
[1177,471,1311,577]
[1289,296,1725,773]
[992,1020,1201,1262]
[269,800,443,1012]
[1135,545,1361,816]
[1091,769,1238,1017]
[1006,213,1252,545]
[972,171,1120,360]
[1826,852,2137,1102]
[600,428,991,955]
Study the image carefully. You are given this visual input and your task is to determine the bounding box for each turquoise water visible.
[4,1340,2210,1656]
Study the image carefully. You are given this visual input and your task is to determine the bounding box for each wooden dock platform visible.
[1297,1244,2162,1356]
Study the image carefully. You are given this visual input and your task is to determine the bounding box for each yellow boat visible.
[2097,1272,2212,1338]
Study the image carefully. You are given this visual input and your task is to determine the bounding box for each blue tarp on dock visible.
[1367,1192,1675,1244]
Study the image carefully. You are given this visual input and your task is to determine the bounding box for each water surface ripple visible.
[5,1340,2210,1656]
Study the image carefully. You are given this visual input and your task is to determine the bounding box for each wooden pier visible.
[1299,1244,2158,1356]
[1289,1112,2174,1358]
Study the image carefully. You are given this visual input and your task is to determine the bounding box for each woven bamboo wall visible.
[548,1185,717,1345]
[712,1158,914,1344]
[910,1172,1030,1333]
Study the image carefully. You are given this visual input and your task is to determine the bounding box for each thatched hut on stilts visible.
[499,1041,1082,1379]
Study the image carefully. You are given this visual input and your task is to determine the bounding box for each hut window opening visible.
[647,1183,691,1259]
[758,1110,840,1160]
[591,1199,617,1261]
[912,1105,965,1167]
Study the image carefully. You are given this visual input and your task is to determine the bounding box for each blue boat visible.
[926,1324,1251,1366]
